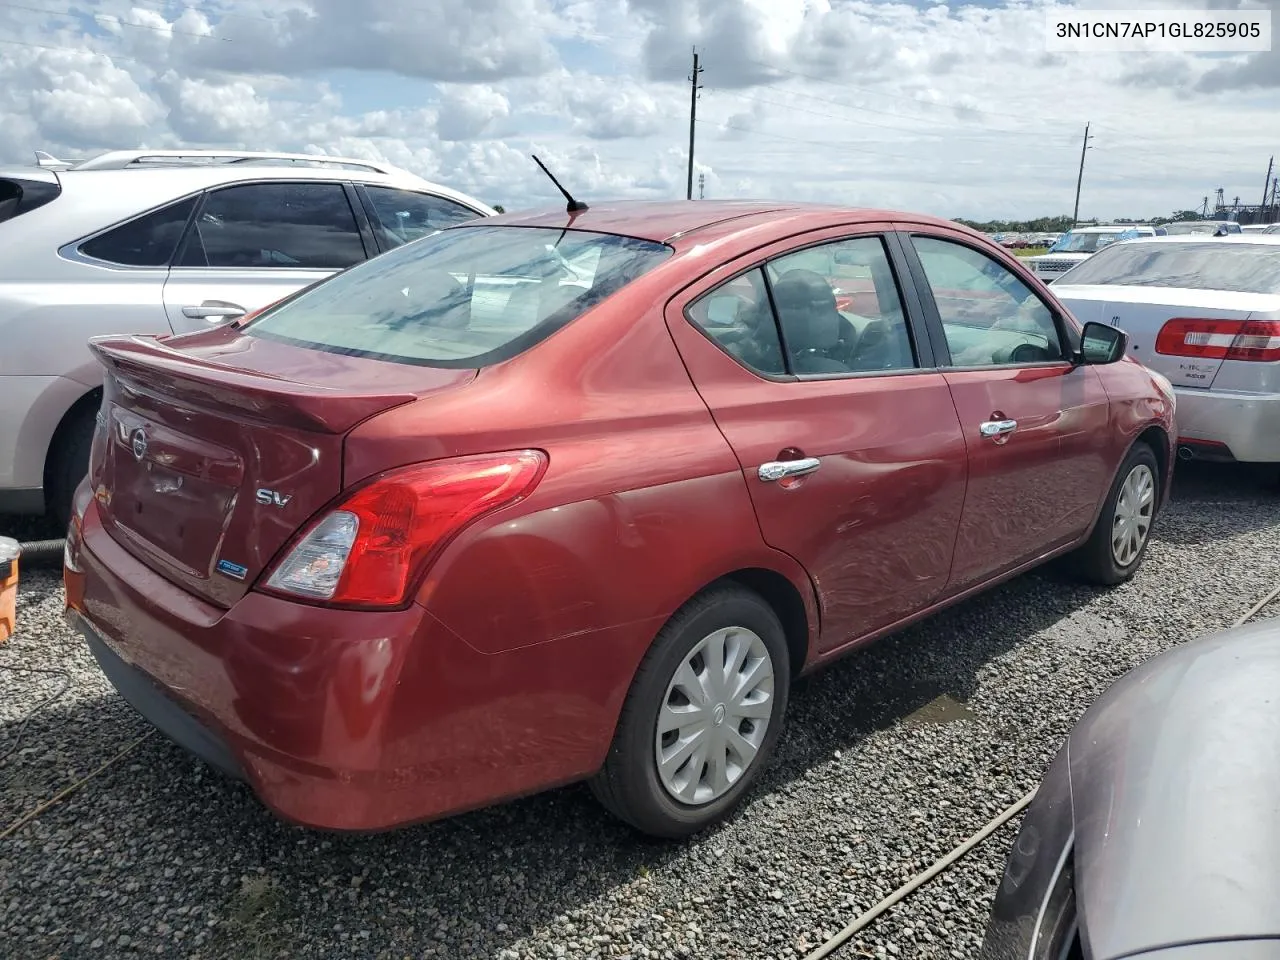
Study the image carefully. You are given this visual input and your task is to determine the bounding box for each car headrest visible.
[772,269,842,351]
[415,270,470,329]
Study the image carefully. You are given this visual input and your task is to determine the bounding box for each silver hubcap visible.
[1112,463,1155,567]
[655,626,775,805]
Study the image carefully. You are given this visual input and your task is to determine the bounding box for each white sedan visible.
[1053,235,1280,465]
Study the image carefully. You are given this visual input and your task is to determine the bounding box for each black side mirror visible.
[1078,321,1127,364]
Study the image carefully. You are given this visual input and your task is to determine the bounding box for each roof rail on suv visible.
[69,150,406,176]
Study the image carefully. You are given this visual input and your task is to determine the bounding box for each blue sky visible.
[0,0,1276,218]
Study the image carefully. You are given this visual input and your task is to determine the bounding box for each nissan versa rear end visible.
[66,201,1174,839]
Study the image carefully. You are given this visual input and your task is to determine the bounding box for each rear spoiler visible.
[89,335,419,434]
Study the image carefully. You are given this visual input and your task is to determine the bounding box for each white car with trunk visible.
[1052,234,1280,465]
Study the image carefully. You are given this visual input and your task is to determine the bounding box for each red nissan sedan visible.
[64,201,1175,839]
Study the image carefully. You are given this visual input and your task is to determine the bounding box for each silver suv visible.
[0,150,496,525]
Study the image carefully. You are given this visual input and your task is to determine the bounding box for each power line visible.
[91,0,282,23]
[709,83,1075,143]
[703,83,1253,185]
[728,56,1276,158]
[732,57,1081,126]
[0,0,230,40]
[693,115,1065,176]
[705,87,1074,147]
[0,34,140,60]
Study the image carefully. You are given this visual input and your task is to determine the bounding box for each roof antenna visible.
[531,154,588,213]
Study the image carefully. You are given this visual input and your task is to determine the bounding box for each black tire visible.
[590,584,791,839]
[47,405,96,531]
[1069,442,1160,586]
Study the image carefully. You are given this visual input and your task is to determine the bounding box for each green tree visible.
[953,215,1075,233]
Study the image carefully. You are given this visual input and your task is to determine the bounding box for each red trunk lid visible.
[87,327,476,607]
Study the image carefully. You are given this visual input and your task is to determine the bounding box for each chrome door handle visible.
[182,300,247,321]
[758,457,821,482]
[979,419,1018,438]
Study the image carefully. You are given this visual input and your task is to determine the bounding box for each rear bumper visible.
[66,502,642,831]
[77,615,244,779]
[1174,387,1280,463]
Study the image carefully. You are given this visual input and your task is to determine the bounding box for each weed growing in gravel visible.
[216,874,291,959]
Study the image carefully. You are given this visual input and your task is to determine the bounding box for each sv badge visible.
[255,488,293,508]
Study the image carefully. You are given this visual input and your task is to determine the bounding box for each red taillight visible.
[1155,318,1280,362]
[261,450,548,608]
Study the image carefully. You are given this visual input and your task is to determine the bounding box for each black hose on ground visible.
[16,539,65,567]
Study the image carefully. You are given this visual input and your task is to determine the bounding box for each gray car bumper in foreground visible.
[1128,942,1280,959]
[981,618,1280,960]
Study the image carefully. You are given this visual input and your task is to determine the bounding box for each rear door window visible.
[79,196,198,267]
[686,269,787,376]
[765,236,917,374]
[364,186,481,249]
[686,234,918,377]
[176,182,367,269]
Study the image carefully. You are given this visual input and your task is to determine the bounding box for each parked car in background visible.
[1240,223,1280,235]
[1026,225,1159,284]
[1053,235,1280,466]
[0,150,495,526]
[1160,220,1242,236]
[65,200,1174,839]
[980,615,1280,960]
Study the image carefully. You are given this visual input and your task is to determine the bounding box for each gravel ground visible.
[2,461,1279,960]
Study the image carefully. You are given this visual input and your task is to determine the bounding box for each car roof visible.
[1071,224,1155,233]
[54,163,491,212]
[483,200,964,245]
[1098,234,1280,247]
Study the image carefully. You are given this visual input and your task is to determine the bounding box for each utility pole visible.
[1260,156,1274,213]
[698,173,705,199]
[686,48,702,201]
[1072,122,1093,227]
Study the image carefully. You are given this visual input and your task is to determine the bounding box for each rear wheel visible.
[47,405,96,532]
[590,585,790,839]
[1070,442,1159,585]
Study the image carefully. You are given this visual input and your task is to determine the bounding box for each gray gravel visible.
[3,461,1279,960]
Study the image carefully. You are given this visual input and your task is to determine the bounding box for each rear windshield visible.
[1160,222,1239,235]
[1059,241,1280,294]
[1049,231,1131,254]
[245,225,672,367]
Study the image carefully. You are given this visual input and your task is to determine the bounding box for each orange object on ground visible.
[0,537,19,644]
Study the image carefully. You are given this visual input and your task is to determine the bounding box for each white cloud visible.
[157,75,273,141]
[0,0,1274,220]
[435,85,511,141]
